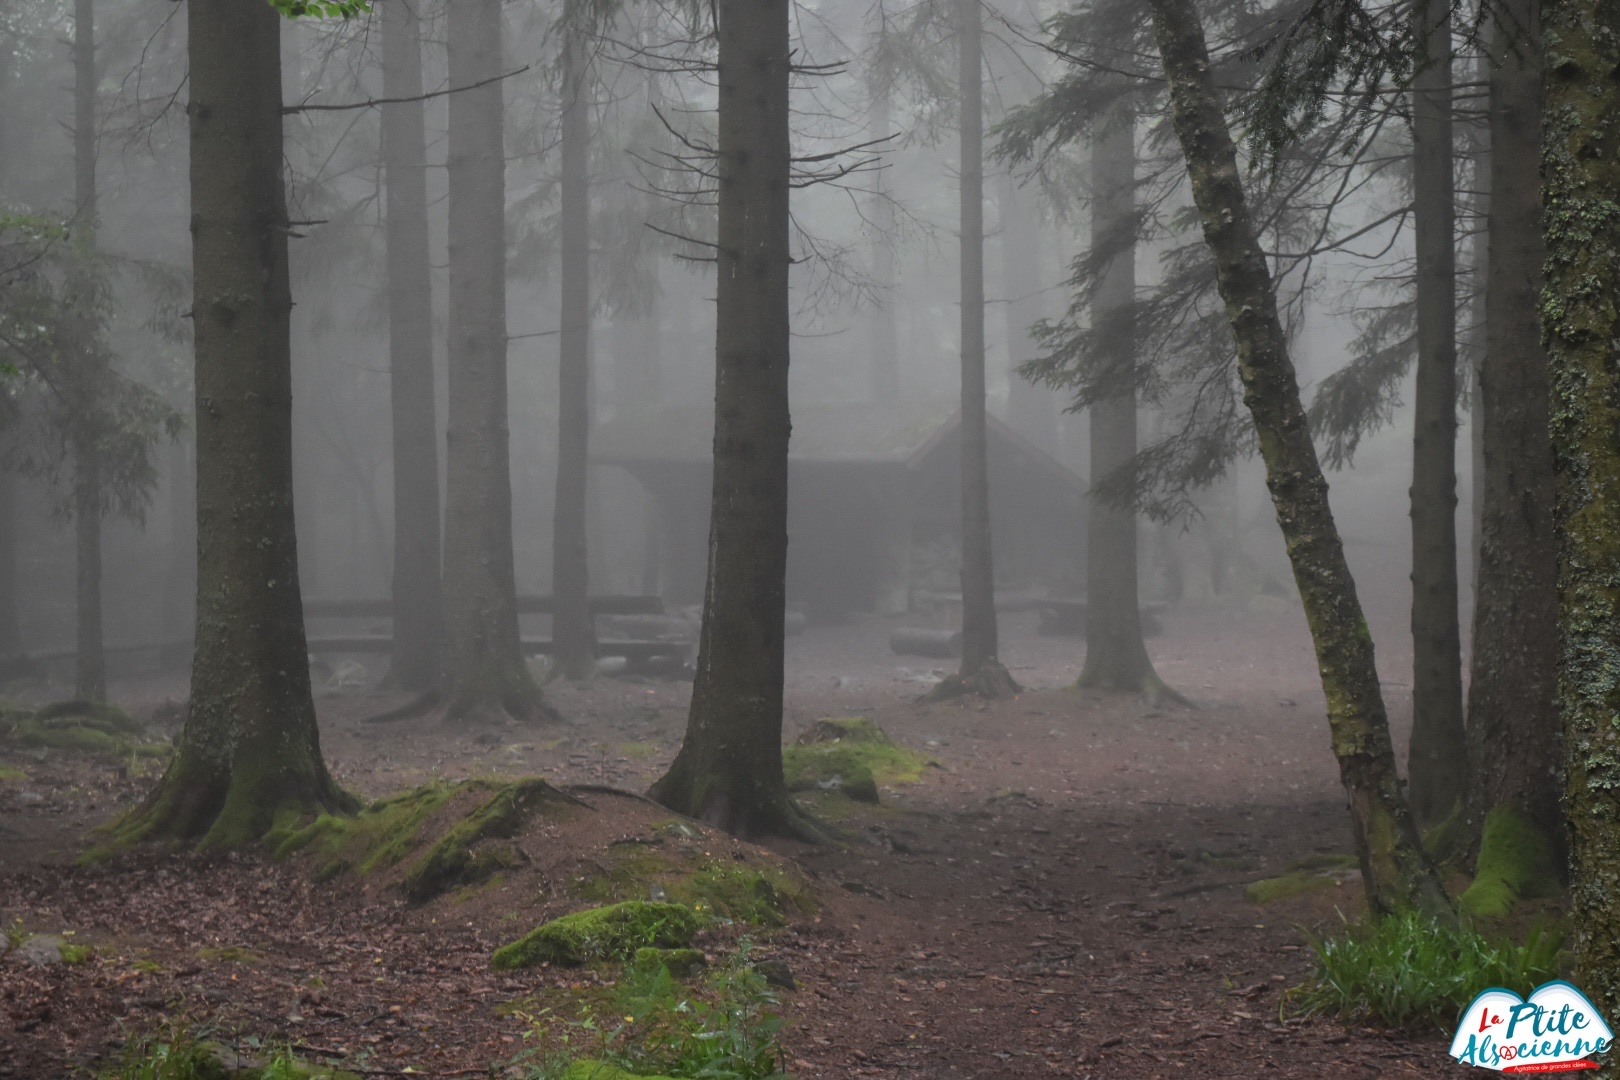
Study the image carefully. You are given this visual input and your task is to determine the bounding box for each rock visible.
[752,957,797,990]
[10,935,67,966]
[632,946,708,979]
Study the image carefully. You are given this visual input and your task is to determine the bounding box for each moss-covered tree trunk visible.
[109,0,355,849]
[380,0,442,694]
[950,0,1018,698]
[1145,0,1450,917]
[70,0,104,704]
[1078,99,1170,700]
[1540,0,1620,1022]
[552,33,597,682]
[646,0,820,841]
[1463,0,1561,883]
[1406,0,1468,827]
[441,0,548,723]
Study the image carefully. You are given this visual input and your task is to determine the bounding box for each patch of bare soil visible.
[1,604,1456,1077]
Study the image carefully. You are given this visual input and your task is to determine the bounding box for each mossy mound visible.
[783,717,933,804]
[491,901,700,970]
[795,716,893,746]
[273,777,573,901]
[1460,807,1563,918]
[577,832,813,927]
[0,701,169,760]
[1246,872,1343,904]
[671,860,808,926]
[632,946,708,978]
[556,1061,680,1080]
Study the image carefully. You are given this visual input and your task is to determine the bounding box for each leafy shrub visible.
[1286,911,1563,1031]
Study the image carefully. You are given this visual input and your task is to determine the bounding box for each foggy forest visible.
[2,0,1618,1075]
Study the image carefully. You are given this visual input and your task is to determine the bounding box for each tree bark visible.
[107,0,355,849]
[161,438,196,644]
[1077,100,1168,699]
[0,469,17,655]
[1540,0,1620,1020]
[440,0,548,722]
[71,0,104,703]
[1145,0,1450,917]
[868,86,900,406]
[646,0,822,840]
[1465,0,1560,856]
[947,0,1017,698]
[552,34,597,681]
[380,0,442,694]
[1406,0,1467,827]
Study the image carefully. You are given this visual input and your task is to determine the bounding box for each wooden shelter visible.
[593,399,1085,617]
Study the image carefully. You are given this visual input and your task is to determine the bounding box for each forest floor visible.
[0,601,1466,1078]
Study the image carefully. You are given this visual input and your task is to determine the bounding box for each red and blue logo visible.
[1450,981,1613,1073]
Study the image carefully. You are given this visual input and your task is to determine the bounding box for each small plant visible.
[522,943,789,1079]
[5,917,26,951]
[1285,911,1564,1031]
[104,1024,227,1080]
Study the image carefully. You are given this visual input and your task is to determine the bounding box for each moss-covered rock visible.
[491,901,700,970]
[0,701,168,760]
[782,717,934,803]
[556,1061,680,1080]
[631,946,708,978]
[1245,871,1344,904]
[1459,806,1563,918]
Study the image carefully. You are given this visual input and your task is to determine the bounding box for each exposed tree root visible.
[647,770,835,845]
[1076,670,1195,709]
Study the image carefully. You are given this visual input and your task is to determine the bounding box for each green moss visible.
[1460,806,1562,918]
[0,764,25,781]
[400,779,567,903]
[556,1061,681,1080]
[491,901,701,970]
[631,946,708,978]
[1,711,169,760]
[1291,853,1360,872]
[272,782,458,879]
[1421,803,1472,869]
[670,861,808,927]
[133,959,163,974]
[783,717,933,804]
[1246,871,1346,904]
[618,742,659,761]
[58,942,93,964]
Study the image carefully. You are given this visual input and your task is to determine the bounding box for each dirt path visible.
[0,604,1455,1077]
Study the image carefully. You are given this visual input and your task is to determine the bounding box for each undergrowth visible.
[103,1022,362,1079]
[518,944,789,1079]
[1285,911,1564,1031]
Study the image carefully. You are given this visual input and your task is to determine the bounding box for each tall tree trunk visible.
[161,438,196,645]
[1462,0,1560,897]
[0,470,17,655]
[943,0,1017,699]
[1077,102,1169,699]
[1406,0,1467,827]
[440,0,547,722]
[1145,0,1450,917]
[107,0,355,849]
[647,0,822,840]
[71,0,104,703]
[552,34,596,681]
[1540,0,1620,1020]
[868,86,900,406]
[999,168,1057,451]
[380,0,442,694]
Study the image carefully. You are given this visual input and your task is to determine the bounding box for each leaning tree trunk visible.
[647,0,822,840]
[1406,0,1468,827]
[1077,99,1171,700]
[1540,0,1620,1021]
[1145,0,1450,917]
[942,0,1017,699]
[1463,0,1561,895]
[440,0,548,723]
[552,33,597,681]
[380,0,443,694]
[106,0,355,849]
[70,0,104,703]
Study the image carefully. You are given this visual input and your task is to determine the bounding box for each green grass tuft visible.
[1285,911,1563,1031]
